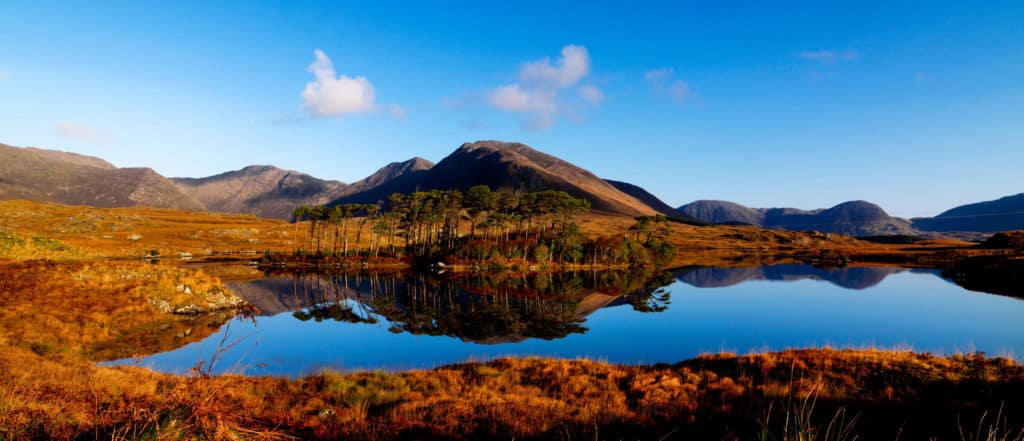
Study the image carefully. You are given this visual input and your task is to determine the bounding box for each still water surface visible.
[106,265,1024,376]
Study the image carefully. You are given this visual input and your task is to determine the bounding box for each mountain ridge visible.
[0,143,203,210]
[678,199,917,236]
[330,141,663,216]
[912,193,1024,233]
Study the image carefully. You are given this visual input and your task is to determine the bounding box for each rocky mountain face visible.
[330,141,663,216]
[913,193,1024,233]
[678,199,917,236]
[171,165,350,219]
[0,143,203,210]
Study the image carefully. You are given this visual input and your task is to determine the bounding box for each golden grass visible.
[1,345,1020,440]
[0,200,295,260]
[0,260,242,360]
[1,200,1021,440]
[0,199,989,269]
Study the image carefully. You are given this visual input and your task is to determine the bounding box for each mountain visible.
[603,180,682,217]
[678,200,765,225]
[0,143,203,210]
[331,141,659,216]
[913,193,1024,233]
[678,199,916,236]
[343,157,434,195]
[171,166,349,219]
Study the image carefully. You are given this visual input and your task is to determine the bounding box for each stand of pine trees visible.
[287,186,674,268]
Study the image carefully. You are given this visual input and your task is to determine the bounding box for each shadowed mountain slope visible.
[0,143,203,210]
[604,180,682,217]
[332,141,658,216]
[345,157,435,195]
[913,193,1024,233]
[678,199,916,236]
[678,200,765,225]
[172,166,349,219]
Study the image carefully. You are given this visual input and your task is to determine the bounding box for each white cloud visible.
[301,49,376,117]
[645,68,691,102]
[388,104,407,119]
[519,45,591,86]
[578,85,604,106]
[53,122,103,143]
[483,44,599,129]
[796,49,858,64]
[487,84,558,129]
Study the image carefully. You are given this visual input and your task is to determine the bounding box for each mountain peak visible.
[332,141,659,216]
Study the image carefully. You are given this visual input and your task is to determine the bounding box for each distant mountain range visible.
[1,140,1021,235]
[911,193,1024,233]
[0,140,673,219]
[677,195,1024,236]
[677,200,917,236]
[0,143,202,210]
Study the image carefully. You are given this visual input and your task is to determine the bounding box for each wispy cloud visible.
[795,49,858,65]
[484,44,602,130]
[301,49,376,117]
[578,85,604,106]
[0,70,9,82]
[387,104,408,119]
[461,119,486,132]
[645,68,691,101]
[53,122,105,143]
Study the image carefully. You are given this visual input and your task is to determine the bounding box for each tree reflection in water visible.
[255,269,673,344]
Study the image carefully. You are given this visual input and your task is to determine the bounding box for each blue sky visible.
[0,1,1021,217]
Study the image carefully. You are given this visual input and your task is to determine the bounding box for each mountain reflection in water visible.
[674,265,917,290]
[104,264,1024,375]
[227,270,672,344]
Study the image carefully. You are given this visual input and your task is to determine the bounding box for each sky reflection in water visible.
[105,265,1024,377]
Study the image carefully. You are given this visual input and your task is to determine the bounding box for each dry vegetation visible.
[0,200,296,259]
[0,199,996,269]
[2,343,1022,440]
[1,200,1022,439]
[0,259,243,361]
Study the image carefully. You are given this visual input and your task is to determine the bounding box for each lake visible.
[105,264,1024,377]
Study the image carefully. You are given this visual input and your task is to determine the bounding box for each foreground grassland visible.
[2,200,1023,439]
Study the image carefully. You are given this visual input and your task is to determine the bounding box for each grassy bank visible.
[2,345,1022,440]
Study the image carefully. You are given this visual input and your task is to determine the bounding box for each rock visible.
[173,305,205,315]
[126,234,142,241]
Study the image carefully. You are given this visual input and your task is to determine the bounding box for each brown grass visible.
[1,344,1021,440]
[1,200,993,269]
[0,260,242,360]
[2,200,1021,440]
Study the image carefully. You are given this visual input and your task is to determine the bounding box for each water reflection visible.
[674,265,909,289]
[228,270,671,343]
[106,264,1024,376]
